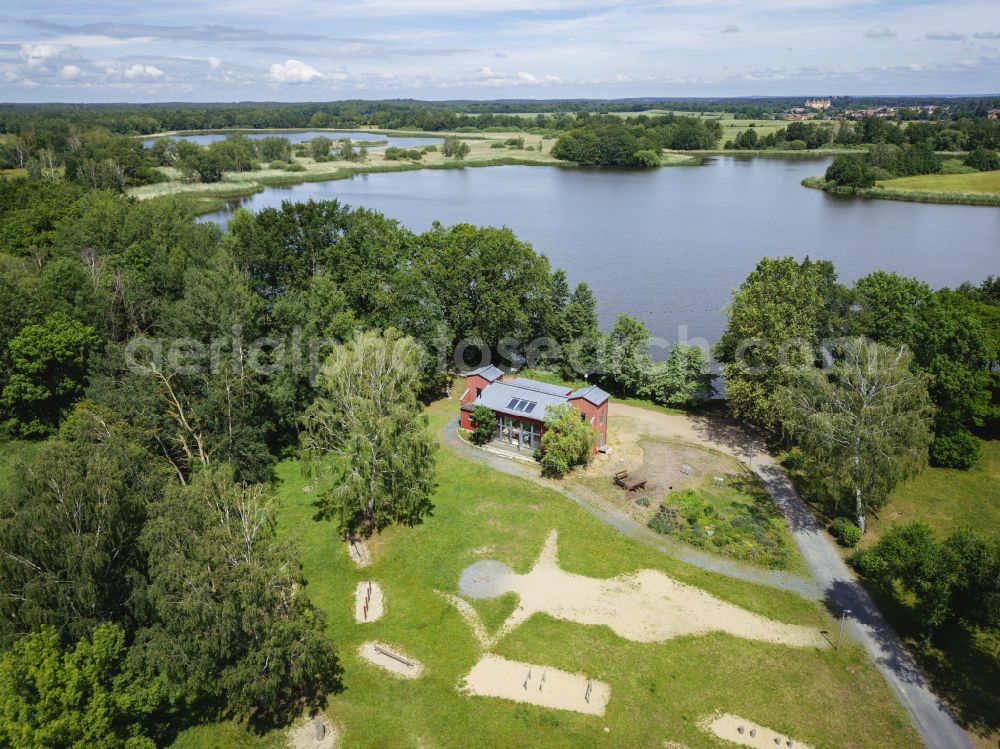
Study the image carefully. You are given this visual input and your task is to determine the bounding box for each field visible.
[173,398,918,748]
[878,169,1000,195]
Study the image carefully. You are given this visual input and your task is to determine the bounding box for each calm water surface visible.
[143,130,442,149]
[201,157,999,343]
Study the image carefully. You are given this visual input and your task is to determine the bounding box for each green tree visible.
[309,136,333,159]
[470,405,498,446]
[824,155,875,188]
[0,624,162,749]
[645,343,715,406]
[857,522,953,638]
[964,147,1000,171]
[441,137,470,160]
[602,313,652,396]
[1,312,101,436]
[136,465,340,721]
[540,402,596,478]
[301,330,436,534]
[0,404,166,641]
[780,338,934,533]
[716,257,835,429]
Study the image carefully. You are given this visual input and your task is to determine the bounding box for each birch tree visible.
[301,330,436,535]
[780,338,933,534]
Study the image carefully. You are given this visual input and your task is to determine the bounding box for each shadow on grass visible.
[860,581,1000,741]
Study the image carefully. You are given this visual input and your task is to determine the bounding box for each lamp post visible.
[837,609,852,652]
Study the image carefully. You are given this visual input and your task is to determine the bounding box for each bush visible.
[787,139,807,151]
[782,447,806,471]
[285,162,306,172]
[268,160,287,169]
[470,406,498,446]
[490,142,505,149]
[964,147,1000,172]
[632,149,662,167]
[540,403,595,478]
[825,154,876,188]
[830,517,862,547]
[930,430,981,469]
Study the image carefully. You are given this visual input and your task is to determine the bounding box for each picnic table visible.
[613,469,647,492]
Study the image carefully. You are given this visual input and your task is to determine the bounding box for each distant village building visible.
[805,98,832,110]
[459,365,609,454]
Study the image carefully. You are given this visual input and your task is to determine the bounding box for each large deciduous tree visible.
[540,402,596,478]
[0,404,166,642]
[301,330,436,535]
[1,312,101,436]
[135,465,340,721]
[780,338,933,534]
[716,256,837,430]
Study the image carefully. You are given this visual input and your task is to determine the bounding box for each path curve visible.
[441,400,971,748]
[440,414,821,599]
[613,403,973,749]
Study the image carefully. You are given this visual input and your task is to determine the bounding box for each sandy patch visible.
[447,530,825,649]
[354,581,384,623]
[702,713,813,749]
[461,654,611,715]
[347,537,371,568]
[358,641,424,679]
[287,716,337,749]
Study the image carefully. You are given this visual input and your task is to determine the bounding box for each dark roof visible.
[570,384,610,406]
[473,381,569,421]
[466,364,504,383]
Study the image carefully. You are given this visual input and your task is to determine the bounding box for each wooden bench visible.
[613,470,647,492]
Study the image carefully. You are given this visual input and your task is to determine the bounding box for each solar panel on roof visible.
[506,398,520,409]
[523,402,536,414]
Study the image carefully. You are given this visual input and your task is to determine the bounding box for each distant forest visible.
[2,96,999,136]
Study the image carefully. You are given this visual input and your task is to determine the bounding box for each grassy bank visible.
[802,173,1000,207]
[174,398,918,748]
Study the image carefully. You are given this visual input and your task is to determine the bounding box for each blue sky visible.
[2,0,999,101]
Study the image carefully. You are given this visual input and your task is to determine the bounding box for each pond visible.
[142,130,442,149]
[200,156,999,344]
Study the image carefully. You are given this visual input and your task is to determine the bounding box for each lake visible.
[200,156,999,345]
[142,131,443,149]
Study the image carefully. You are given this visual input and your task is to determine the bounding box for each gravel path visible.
[612,404,973,749]
[440,401,972,748]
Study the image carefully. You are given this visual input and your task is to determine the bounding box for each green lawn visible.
[860,439,1000,748]
[179,399,918,748]
[866,439,1000,542]
[878,169,1000,195]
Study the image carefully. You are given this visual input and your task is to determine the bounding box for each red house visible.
[459,365,609,454]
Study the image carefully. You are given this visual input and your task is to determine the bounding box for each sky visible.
[2,0,999,102]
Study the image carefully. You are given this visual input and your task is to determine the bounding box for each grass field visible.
[174,398,919,748]
[802,174,1000,207]
[878,169,1000,195]
[848,439,1000,748]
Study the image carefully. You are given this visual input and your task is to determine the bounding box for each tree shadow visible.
[824,578,1000,742]
[688,412,763,462]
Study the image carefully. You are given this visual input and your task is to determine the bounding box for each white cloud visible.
[863,24,896,39]
[208,56,222,69]
[124,64,165,79]
[19,43,72,68]
[517,70,538,82]
[59,64,82,79]
[267,58,322,82]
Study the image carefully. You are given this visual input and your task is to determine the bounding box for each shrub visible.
[268,160,286,169]
[825,154,875,188]
[930,429,981,469]
[636,496,650,507]
[470,406,498,446]
[490,142,505,149]
[830,517,862,547]
[632,149,662,167]
[540,403,595,478]
[964,147,1000,172]
[782,447,806,471]
[285,162,306,172]
[787,139,807,151]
